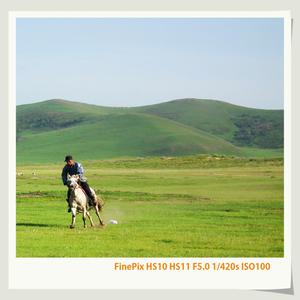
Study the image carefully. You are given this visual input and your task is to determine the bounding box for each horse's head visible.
[66,175,80,190]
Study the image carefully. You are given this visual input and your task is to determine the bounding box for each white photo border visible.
[9,10,291,290]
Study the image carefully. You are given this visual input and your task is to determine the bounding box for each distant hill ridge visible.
[16,98,283,163]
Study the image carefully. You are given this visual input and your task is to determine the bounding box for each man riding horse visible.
[61,155,97,212]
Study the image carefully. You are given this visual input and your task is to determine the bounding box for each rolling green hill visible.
[133,98,283,148]
[16,99,125,134]
[16,98,283,163]
[17,113,242,163]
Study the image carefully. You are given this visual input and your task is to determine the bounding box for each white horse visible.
[66,175,104,229]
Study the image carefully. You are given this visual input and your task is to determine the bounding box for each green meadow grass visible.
[16,156,284,257]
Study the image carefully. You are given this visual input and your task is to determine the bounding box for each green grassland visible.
[17,113,243,163]
[16,155,284,257]
[16,98,283,163]
[16,99,284,257]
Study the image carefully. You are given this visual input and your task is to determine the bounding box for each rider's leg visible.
[80,181,96,205]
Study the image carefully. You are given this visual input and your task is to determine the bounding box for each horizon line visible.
[16,97,284,111]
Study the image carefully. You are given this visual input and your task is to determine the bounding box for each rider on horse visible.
[61,155,97,212]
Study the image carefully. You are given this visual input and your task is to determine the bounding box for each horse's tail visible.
[97,202,104,212]
[97,196,104,212]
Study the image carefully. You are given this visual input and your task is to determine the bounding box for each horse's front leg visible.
[82,209,87,228]
[70,207,77,229]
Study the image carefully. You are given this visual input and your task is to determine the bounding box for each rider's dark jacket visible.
[61,162,84,185]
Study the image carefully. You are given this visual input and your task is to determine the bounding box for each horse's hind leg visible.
[95,205,105,226]
[86,211,95,227]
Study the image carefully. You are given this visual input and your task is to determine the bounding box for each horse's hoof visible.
[84,225,87,228]
[69,225,75,229]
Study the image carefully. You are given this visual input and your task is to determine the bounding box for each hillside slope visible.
[16,98,283,163]
[17,99,126,134]
[17,113,242,163]
[133,98,283,148]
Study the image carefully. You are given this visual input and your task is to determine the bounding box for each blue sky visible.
[16,18,284,109]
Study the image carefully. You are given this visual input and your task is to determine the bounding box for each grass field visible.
[16,155,284,257]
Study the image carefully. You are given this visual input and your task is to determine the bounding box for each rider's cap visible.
[64,155,73,162]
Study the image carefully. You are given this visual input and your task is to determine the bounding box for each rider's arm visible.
[76,163,85,181]
[61,166,68,185]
